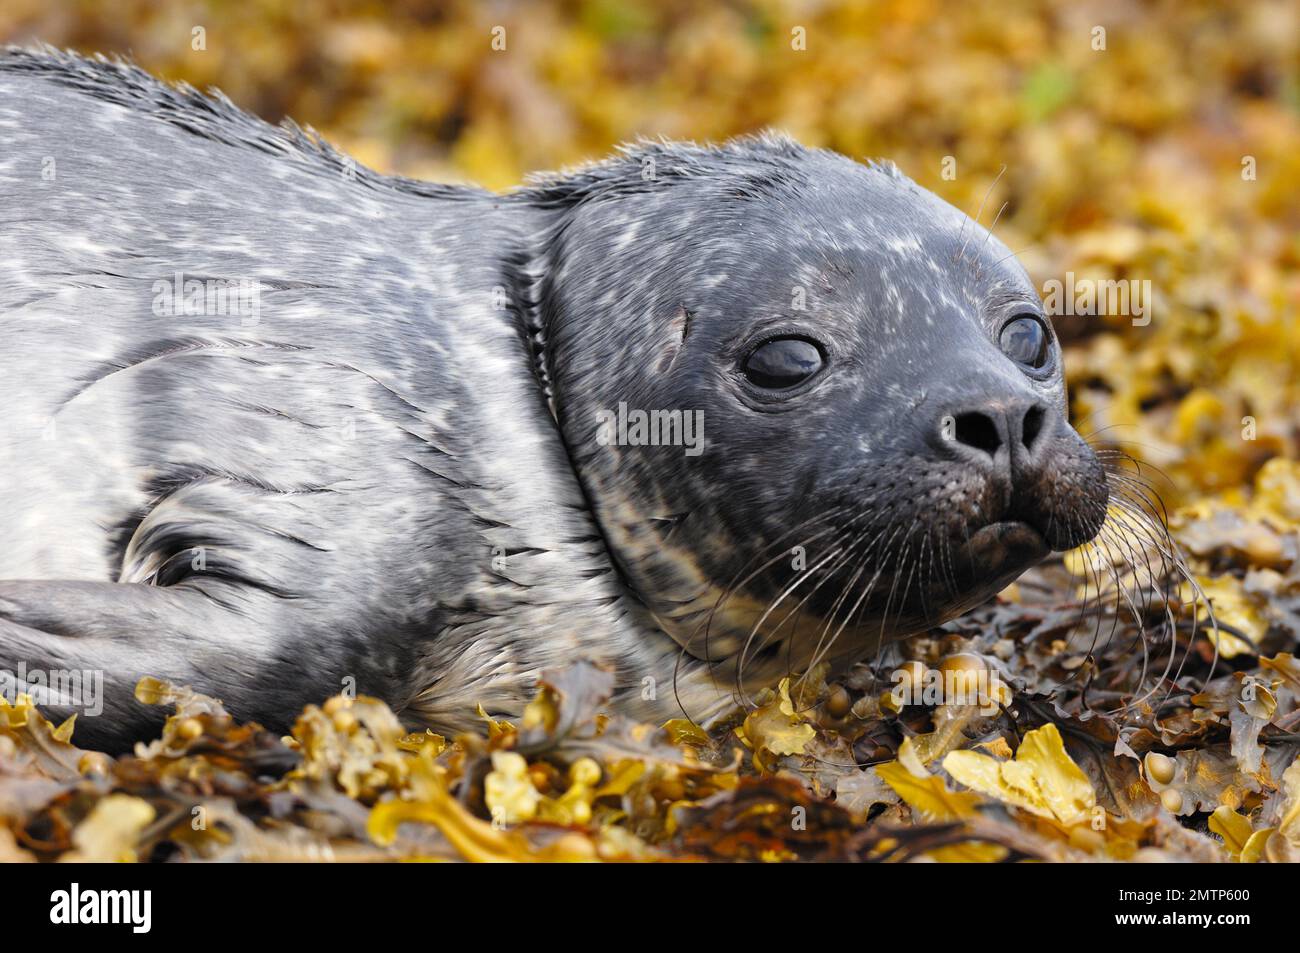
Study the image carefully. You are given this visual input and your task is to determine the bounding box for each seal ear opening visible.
[655,304,693,374]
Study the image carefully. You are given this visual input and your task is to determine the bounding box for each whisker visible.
[955,164,1006,265]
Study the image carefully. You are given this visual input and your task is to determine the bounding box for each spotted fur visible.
[0,47,1107,749]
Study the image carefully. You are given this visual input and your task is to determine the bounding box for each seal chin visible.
[963,520,1051,570]
[904,520,1050,627]
[952,519,1050,603]
[810,520,1053,636]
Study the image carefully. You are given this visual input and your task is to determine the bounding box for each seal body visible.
[0,48,1108,749]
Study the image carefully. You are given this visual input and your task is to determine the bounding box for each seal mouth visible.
[957,520,1051,591]
[897,520,1049,626]
[826,520,1050,630]
[963,520,1050,565]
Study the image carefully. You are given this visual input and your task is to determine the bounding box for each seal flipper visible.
[0,580,281,751]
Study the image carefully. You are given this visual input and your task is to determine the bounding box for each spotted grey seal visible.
[0,47,1109,750]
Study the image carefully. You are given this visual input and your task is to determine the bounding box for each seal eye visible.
[999,316,1050,370]
[742,337,824,389]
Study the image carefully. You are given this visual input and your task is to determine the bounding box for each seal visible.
[0,47,1110,749]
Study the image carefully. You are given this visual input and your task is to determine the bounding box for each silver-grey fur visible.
[0,47,1107,749]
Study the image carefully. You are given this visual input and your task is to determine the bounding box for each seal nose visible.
[950,402,1046,461]
[941,398,1049,477]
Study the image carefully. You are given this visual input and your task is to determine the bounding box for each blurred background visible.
[2,0,1297,506]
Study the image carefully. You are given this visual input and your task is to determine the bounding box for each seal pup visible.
[0,47,1109,749]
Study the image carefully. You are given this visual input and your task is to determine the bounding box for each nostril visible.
[1021,405,1045,451]
[953,411,1002,457]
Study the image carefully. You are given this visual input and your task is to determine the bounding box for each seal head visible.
[538,139,1108,679]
